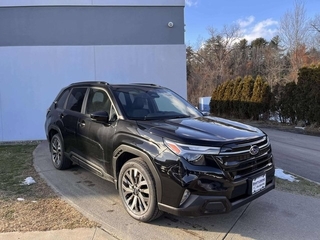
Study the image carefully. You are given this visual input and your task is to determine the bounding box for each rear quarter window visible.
[65,88,87,112]
[56,89,70,109]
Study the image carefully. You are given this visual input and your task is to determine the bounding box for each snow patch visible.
[17,198,25,201]
[275,168,299,182]
[21,177,36,185]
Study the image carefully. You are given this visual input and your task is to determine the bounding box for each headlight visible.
[164,139,220,165]
[266,136,270,145]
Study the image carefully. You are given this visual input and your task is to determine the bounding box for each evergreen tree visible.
[279,82,297,123]
[222,80,234,114]
[296,65,320,124]
[251,75,265,119]
[231,77,242,115]
[240,75,255,118]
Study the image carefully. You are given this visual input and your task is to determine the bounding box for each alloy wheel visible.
[121,168,150,215]
[51,136,62,167]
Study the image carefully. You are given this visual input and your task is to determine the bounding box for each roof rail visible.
[131,83,160,87]
[69,81,109,86]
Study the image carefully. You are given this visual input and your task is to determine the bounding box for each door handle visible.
[79,120,85,127]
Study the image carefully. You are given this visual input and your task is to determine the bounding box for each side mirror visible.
[90,111,110,123]
[202,111,210,116]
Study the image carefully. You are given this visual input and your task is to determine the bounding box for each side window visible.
[65,88,87,112]
[56,89,70,109]
[118,92,127,107]
[86,88,113,117]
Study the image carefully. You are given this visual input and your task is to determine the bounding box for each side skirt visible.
[70,152,115,183]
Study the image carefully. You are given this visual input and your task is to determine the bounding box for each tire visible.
[50,133,72,170]
[118,158,162,222]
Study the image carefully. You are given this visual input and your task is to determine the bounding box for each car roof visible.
[68,81,161,88]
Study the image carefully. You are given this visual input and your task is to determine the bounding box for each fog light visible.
[179,189,190,206]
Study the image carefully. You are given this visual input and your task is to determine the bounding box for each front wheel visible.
[50,133,72,170]
[118,158,162,222]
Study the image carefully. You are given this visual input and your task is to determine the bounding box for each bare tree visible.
[279,1,310,50]
[206,24,242,85]
[278,1,310,82]
[310,14,320,33]
[186,45,217,105]
[229,39,251,77]
[310,14,320,46]
[263,37,287,90]
[186,24,242,105]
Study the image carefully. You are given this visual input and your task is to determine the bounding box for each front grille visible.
[207,136,273,180]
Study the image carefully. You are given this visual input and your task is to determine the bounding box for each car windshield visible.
[112,86,203,120]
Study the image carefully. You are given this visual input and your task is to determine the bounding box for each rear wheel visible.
[118,158,162,222]
[50,133,72,170]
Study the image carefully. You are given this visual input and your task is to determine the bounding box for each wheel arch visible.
[113,145,162,203]
[47,126,63,151]
[48,126,63,142]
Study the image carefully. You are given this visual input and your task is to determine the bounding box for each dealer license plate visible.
[252,174,266,194]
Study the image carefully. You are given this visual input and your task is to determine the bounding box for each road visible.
[33,135,320,240]
[262,128,320,183]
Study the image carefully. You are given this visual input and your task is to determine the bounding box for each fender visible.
[47,125,63,150]
[112,144,162,203]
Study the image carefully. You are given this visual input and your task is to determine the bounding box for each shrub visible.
[210,75,271,119]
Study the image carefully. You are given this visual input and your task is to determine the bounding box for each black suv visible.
[45,81,275,222]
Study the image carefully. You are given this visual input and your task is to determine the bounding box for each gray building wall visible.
[0,1,186,141]
[0,6,184,46]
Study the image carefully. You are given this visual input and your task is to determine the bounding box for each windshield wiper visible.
[170,114,190,119]
[132,114,190,121]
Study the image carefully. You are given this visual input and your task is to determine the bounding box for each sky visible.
[184,0,320,47]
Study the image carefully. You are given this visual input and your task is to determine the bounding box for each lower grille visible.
[209,136,273,180]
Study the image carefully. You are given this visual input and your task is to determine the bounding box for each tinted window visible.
[65,88,87,112]
[118,92,127,106]
[85,88,117,121]
[113,87,202,120]
[56,89,69,109]
[86,89,109,114]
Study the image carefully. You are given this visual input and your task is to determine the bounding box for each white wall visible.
[0,45,186,141]
[0,1,186,142]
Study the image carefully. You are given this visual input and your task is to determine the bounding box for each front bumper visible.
[158,176,275,216]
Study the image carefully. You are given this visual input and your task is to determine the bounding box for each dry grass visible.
[0,199,96,232]
[276,175,320,198]
[0,144,97,233]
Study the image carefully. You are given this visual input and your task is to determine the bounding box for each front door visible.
[77,88,117,175]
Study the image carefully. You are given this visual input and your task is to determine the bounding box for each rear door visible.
[61,87,88,155]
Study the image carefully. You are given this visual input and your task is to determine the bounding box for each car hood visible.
[137,116,265,146]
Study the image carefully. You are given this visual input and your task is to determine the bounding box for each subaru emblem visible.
[249,145,260,156]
